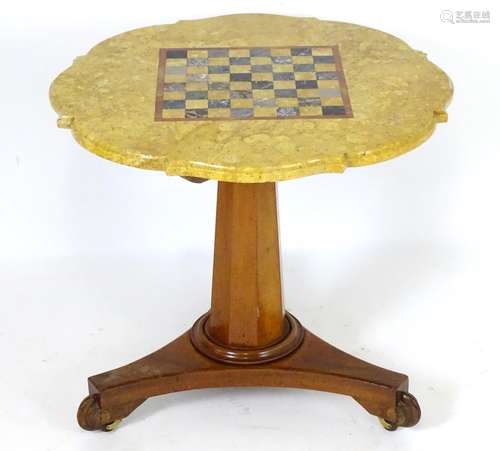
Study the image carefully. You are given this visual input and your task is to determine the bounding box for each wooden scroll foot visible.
[77,313,420,431]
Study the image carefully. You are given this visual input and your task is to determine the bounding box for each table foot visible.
[78,312,420,431]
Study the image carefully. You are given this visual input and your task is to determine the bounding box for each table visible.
[49,14,453,432]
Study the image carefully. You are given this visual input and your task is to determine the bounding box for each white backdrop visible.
[1,1,499,450]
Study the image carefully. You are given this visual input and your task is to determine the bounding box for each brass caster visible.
[104,419,122,432]
[77,395,119,431]
[379,392,421,431]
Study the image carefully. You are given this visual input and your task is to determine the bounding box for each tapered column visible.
[206,182,285,348]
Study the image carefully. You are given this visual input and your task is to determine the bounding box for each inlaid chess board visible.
[154,46,353,121]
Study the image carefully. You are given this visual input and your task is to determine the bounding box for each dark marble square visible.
[291,47,312,56]
[271,56,292,64]
[316,71,338,80]
[230,57,251,65]
[252,80,274,90]
[277,106,299,116]
[275,89,297,98]
[294,64,315,72]
[295,80,318,89]
[166,49,187,58]
[313,55,335,64]
[208,99,230,108]
[164,82,186,92]
[208,48,229,57]
[230,73,252,82]
[252,64,273,73]
[231,90,253,99]
[208,82,230,90]
[254,98,275,107]
[250,48,271,57]
[231,108,254,118]
[299,97,321,106]
[322,106,346,116]
[208,65,230,74]
[273,72,295,81]
[186,108,208,118]
[186,91,208,100]
[188,57,208,66]
[163,99,185,109]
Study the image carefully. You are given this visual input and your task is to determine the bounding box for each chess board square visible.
[292,55,314,65]
[186,99,208,109]
[317,79,340,89]
[186,82,208,91]
[188,57,208,66]
[294,64,315,72]
[208,99,230,108]
[209,57,230,66]
[164,91,185,100]
[291,47,312,56]
[231,98,253,109]
[270,48,291,56]
[187,65,207,74]
[165,82,186,92]
[254,97,276,107]
[253,106,277,117]
[252,81,273,90]
[209,65,230,74]
[297,88,319,98]
[273,72,295,81]
[209,82,230,91]
[251,64,273,73]
[311,47,333,56]
[166,65,186,74]
[299,105,322,116]
[208,48,229,57]
[230,73,252,82]
[251,72,273,82]
[321,96,344,106]
[208,89,230,99]
[273,64,294,73]
[277,106,299,116]
[187,50,208,58]
[163,109,185,119]
[276,98,299,107]
[230,81,252,90]
[166,58,186,67]
[296,80,318,89]
[229,48,250,57]
[315,64,336,73]
[275,89,297,98]
[251,56,272,65]
[163,99,185,109]
[186,73,208,82]
[230,65,251,73]
[274,80,296,89]
[231,108,253,118]
[271,55,293,64]
[299,97,321,107]
[313,55,335,64]
[230,57,251,65]
[250,48,271,57]
[166,49,187,58]
[322,106,346,116]
[186,90,208,100]
[231,90,253,99]
[165,74,185,83]
[208,108,231,118]
[316,71,338,80]
[252,89,275,99]
[319,87,341,97]
[294,72,316,81]
[186,108,208,118]
[209,73,230,82]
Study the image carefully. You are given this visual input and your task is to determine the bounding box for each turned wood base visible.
[77,312,420,432]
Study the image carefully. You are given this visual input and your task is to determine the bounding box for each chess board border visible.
[154,45,353,122]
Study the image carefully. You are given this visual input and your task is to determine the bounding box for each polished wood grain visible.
[77,181,421,432]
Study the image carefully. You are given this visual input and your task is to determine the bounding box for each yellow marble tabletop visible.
[49,14,453,182]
